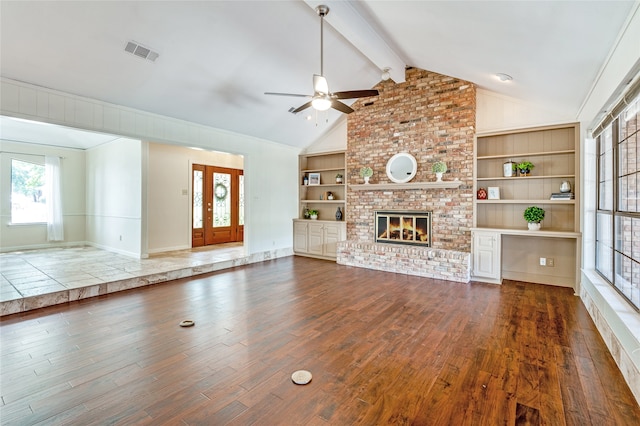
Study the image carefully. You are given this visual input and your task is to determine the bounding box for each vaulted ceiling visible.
[0,1,636,149]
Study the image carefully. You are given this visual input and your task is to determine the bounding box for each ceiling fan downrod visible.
[316,5,329,78]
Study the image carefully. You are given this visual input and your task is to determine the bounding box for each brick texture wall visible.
[346,67,476,252]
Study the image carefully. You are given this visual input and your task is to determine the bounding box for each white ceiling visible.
[0,1,636,150]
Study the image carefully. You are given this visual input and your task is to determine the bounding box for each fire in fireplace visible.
[375,210,432,246]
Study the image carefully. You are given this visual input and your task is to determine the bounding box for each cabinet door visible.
[308,222,325,255]
[293,221,308,253]
[323,223,343,257]
[472,231,501,280]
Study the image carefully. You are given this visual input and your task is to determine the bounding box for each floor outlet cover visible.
[291,370,312,385]
[179,320,195,327]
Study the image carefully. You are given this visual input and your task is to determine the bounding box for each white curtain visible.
[45,156,64,241]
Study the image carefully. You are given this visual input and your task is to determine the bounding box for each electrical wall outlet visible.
[547,258,554,267]
[539,257,546,266]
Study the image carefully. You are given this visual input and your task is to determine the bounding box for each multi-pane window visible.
[596,96,640,310]
[11,158,46,224]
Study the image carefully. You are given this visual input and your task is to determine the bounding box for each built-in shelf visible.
[301,199,344,204]
[471,227,581,239]
[472,123,581,288]
[301,167,344,173]
[477,174,575,181]
[476,199,575,204]
[297,151,346,261]
[349,181,463,191]
[476,149,575,160]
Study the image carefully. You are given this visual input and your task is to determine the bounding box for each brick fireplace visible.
[336,67,475,283]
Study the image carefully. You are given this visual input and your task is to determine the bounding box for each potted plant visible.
[432,161,447,182]
[308,209,318,220]
[516,161,535,176]
[524,206,545,230]
[359,167,373,184]
[335,173,343,184]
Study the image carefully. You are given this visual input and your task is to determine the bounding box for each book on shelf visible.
[550,192,575,200]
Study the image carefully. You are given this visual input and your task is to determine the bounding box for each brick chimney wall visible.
[346,67,476,252]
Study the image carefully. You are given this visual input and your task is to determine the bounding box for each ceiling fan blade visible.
[313,74,329,95]
[331,100,354,114]
[264,92,311,98]
[291,101,313,114]
[332,89,379,100]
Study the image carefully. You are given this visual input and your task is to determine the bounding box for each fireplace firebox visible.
[375,210,432,247]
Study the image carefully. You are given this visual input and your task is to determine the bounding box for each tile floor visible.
[0,243,258,316]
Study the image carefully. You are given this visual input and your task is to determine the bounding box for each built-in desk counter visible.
[470,227,581,289]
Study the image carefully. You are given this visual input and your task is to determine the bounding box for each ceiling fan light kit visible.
[264,5,379,115]
[311,97,332,111]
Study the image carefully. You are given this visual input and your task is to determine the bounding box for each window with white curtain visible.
[596,95,640,310]
[10,158,46,224]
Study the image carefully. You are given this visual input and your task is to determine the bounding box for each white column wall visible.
[85,137,143,257]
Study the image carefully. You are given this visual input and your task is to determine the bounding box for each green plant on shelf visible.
[359,167,373,178]
[516,161,535,175]
[432,161,447,173]
[523,206,545,223]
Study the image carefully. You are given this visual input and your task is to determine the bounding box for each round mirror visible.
[386,152,417,183]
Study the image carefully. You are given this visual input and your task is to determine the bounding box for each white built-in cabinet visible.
[471,123,581,288]
[294,150,347,261]
[293,220,345,260]
[471,230,501,283]
[293,221,309,253]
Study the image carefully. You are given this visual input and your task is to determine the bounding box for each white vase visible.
[435,172,443,182]
[528,222,541,231]
[364,176,370,184]
[310,215,318,220]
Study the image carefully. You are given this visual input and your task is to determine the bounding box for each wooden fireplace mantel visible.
[349,181,463,191]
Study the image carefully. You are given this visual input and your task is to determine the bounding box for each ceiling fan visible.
[265,5,379,115]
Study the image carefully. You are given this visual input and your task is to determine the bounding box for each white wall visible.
[304,117,348,153]
[147,142,244,253]
[0,140,86,251]
[85,137,143,257]
[476,89,575,133]
[0,77,300,259]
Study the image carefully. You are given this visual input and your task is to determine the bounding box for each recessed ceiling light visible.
[495,73,513,82]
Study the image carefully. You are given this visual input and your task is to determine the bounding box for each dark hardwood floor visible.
[1,256,638,425]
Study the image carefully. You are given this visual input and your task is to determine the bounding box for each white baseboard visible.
[0,241,86,253]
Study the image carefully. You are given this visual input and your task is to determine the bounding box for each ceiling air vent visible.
[124,41,159,62]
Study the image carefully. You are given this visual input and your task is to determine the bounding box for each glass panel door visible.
[192,165,205,247]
